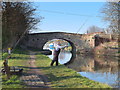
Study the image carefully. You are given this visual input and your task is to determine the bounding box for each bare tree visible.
[101,1,120,34]
[86,25,104,34]
[2,2,41,49]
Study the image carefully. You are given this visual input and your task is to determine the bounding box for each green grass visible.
[2,52,9,60]
[0,49,112,88]
[2,75,25,88]
[1,49,29,88]
[35,53,112,88]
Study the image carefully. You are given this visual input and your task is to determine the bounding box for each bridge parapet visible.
[19,32,117,52]
[19,32,93,53]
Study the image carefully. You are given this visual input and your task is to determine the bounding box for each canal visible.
[48,51,119,88]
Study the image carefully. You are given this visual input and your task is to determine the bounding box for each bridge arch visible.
[19,32,94,64]
[42,38,76,53]
[42,38,76,64]
[19,32,85,64]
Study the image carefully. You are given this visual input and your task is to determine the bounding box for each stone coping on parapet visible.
[28,32,83,35]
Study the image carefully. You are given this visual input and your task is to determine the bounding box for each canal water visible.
[48,51,119,88]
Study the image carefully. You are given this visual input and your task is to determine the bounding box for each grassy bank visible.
[1,49,112,88]
[1,49,29,88]
[35,53,111,88]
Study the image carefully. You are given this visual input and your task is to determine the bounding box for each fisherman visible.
[50,41,68,66]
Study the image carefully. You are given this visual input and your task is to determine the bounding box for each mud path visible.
[20,51,50,88]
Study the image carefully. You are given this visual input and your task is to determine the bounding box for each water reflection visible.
[66,54,119,88]
[67,54,119,73]
[48,51,119,88]
[79,72,119,88]
[48,51,72,64]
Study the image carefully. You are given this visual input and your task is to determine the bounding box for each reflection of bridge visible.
[67,55,118,73]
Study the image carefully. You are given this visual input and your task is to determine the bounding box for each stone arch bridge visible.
[19,32,113,64]
[20,32,95,53]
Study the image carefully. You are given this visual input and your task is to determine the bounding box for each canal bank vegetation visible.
[77,41,119,58]
[94,41,119,57]
[1,48,112,88]
[1,49,29,88]
[35,53,111,88]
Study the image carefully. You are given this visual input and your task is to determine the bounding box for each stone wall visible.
[82,32,118,48]
[20,32,92,52]
[19,32,118,53]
